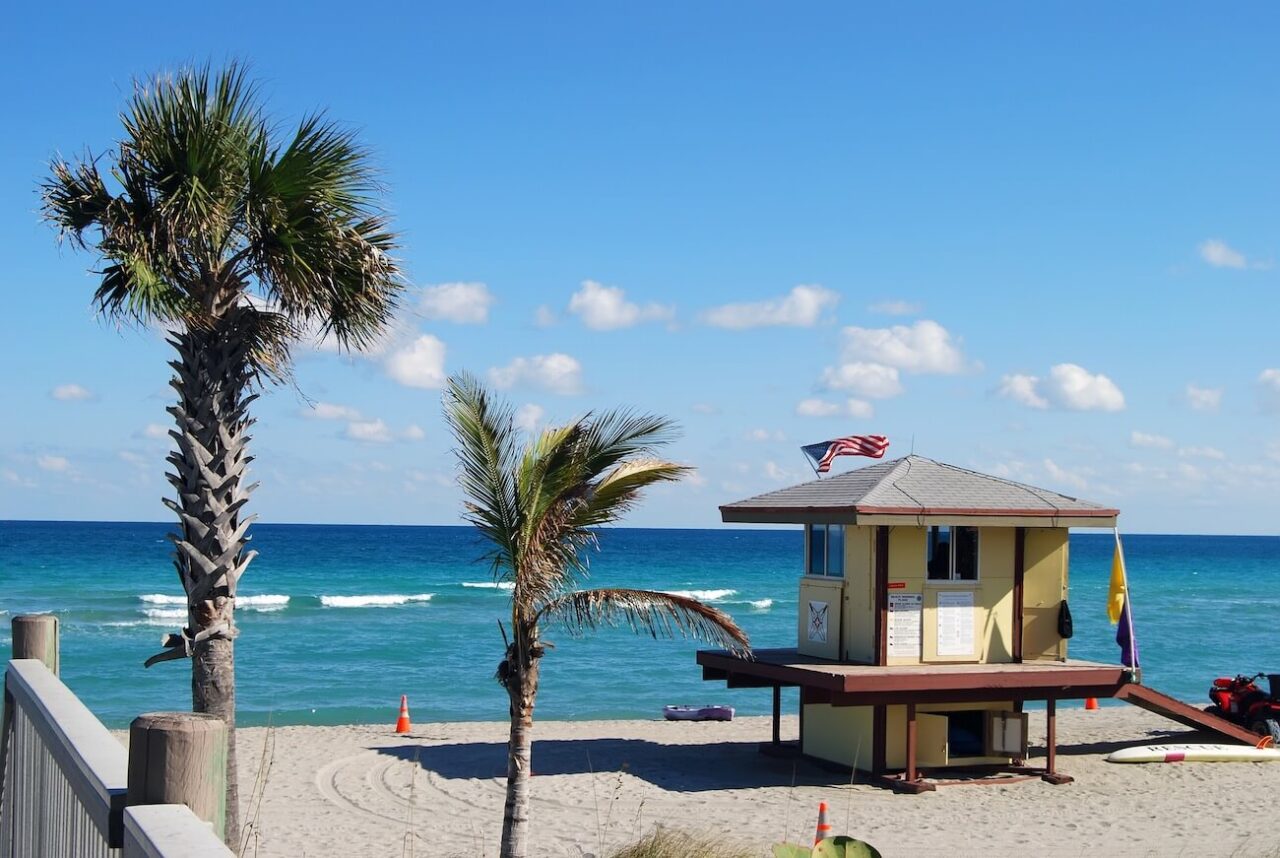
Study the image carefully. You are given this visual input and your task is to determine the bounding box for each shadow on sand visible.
[1036,725,1210,758]
[373,738,837,791]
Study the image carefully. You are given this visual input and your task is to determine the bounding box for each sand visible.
[120,708,1280,857]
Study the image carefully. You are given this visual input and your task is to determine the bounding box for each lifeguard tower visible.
[697,455,1132,791]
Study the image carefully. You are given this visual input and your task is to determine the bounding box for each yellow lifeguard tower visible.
[697,455,1132,790]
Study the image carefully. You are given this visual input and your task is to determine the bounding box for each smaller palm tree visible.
[443,374,750,858]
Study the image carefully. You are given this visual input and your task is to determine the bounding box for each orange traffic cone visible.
[395,695,412,733]
[813,801,831,845]
[1085,697,1099,711]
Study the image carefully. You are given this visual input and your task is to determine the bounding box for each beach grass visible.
[606,827,758,858]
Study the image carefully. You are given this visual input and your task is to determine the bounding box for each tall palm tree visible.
[40,63,402,844]
[442,374,750,858]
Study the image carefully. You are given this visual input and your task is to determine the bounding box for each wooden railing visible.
[1,615,235,858]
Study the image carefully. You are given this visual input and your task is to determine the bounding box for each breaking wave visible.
[461,582,515,590]
[139,593,289,612]
[662,589,737,602]
[319,594,434,608]
[139,594,184,605]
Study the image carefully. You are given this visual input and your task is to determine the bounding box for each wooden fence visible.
[1,616,235,857]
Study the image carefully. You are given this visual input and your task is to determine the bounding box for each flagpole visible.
[1114,526,1140,682]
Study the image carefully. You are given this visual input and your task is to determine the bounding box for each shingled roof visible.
[720,455,1118,525]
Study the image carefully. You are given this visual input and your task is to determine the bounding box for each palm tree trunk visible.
[164,311,259,848]
[500,657,540,858]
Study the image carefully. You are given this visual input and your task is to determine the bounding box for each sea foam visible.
[461,582,515,590]
[319,594,434,608]
[139,594,185,605]
[140,593,289,612]
[662,589,737,602]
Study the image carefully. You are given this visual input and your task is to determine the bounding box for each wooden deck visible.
[698,647,1132,705]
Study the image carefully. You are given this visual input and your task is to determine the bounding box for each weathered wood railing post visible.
[2,613,62,816]
[127,712,229,842]
[11,614,60,674]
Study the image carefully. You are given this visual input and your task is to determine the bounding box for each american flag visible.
[801,435,890,474]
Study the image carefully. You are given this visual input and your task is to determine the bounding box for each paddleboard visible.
[1107,743,1280,764]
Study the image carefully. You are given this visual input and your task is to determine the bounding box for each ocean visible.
[0,521,1277,728]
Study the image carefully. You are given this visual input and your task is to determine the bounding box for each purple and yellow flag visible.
[1108,532,1140,669]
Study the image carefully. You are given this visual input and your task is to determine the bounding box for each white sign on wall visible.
[807,600,829,643]
[887,593,923,658]
[936,590,975,657]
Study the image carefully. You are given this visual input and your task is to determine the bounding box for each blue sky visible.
[1,2,1277,533]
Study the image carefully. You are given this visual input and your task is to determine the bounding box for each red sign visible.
[887,582,907,590]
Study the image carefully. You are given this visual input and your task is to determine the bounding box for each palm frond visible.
[536,588,751,656]
[574,459,691,529]
[556,410,681,489]
[243,114,402,351]
[443,373,522,581]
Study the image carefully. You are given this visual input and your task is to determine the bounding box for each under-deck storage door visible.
[985,711,1029,758]
[918,713,949,767]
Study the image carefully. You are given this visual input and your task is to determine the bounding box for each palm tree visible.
[442,374,750,858]
[40,63,402,844]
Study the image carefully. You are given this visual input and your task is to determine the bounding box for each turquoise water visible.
[1,521,1277,727]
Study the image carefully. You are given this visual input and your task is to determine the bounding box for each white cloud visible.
[1185,384,1222,412]
[1199,239,1246,269]
[1045,364,1125,411]
[1043,458,1087,492]
[118,450,149,468]
[303,402,362,421]
[345,419,394,443]
[820,362,903,398]
[489,353,583,395]
[568,280,674,330]
[997,374,1049,410]
[1259,369,1280,412]
[745,429,786,442]
[839,320,969,374]
[691,403,720,415]
[795,398,874,418]
[142,423,170,440]
[1131,431,1175,450]
[1000,365,1123,412]
[702,285,839,329]
[868,299,922,316]
[532,305,558,327]
[2,468,35,488]
[420,282,495,324]
[1178,445,1225,460]
[402,424,426,441]
[763,461,801,483]
[515,404,545,432]
[51,384,92,401]
[36,455,70,473]
[385,335,447,389]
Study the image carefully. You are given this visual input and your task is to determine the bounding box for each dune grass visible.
[606,827,759,858]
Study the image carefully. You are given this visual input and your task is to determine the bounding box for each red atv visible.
[1207,673,1280,743]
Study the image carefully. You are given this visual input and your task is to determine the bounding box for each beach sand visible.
[119,707,1280,857]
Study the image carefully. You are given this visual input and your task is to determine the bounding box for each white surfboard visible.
[1107,743,1280,764]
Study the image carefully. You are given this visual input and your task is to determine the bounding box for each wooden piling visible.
[12,614,60,675]
[127,712,228,839]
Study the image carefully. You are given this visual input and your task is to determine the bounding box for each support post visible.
[3,614,60,797]
[871,704,886,775]
[1013,528,1025,663]
[771,685,781,746]
[905,702,918,782]
[127,712,229,840]
[12,614,60,675]
[1042,697,1072,784]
